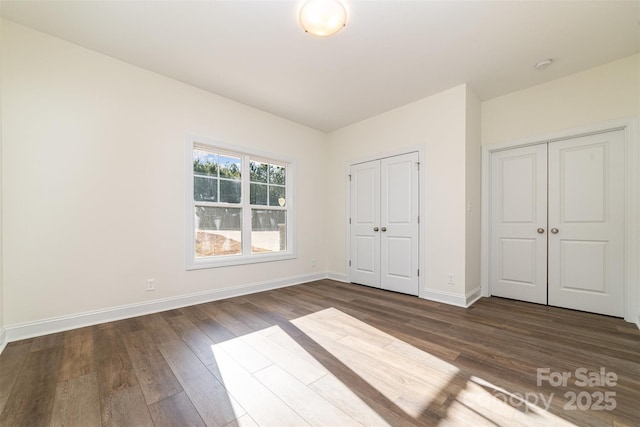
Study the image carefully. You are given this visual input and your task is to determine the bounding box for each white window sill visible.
[187,251,296,270]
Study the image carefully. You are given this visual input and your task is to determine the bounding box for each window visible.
[187,138,295,269]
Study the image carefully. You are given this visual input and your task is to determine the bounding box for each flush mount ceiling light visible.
[299,0,347,37]
[535,58,554,70]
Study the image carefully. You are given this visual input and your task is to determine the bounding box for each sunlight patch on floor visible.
[210,323,392,426]
[291,307,460,418]
[209,307,578,426]
[458,376,577,426]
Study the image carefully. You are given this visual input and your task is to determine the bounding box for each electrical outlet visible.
[311,258,317,267]
[447,274,455,285]
[146,279,156,291]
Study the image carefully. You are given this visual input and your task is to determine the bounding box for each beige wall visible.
[2,21,329,326]
[482,54,639,146]
[327,84,481,300]
[464,86,481,295]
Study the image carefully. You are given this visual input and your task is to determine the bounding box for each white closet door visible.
[490,144,548,304]
[380,152,419,295]
[350,160,381,288]
[548,130,625,317]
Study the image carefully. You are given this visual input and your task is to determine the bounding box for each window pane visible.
[269,186,286,207]
[250,183,267,205]
[251,209,286,253]
[193,151,218,177]
[195,207,242,257]
[250,161,268,183]
[194,176,217,202]
[269,164,286,185]
[220,180,241,203]
[219,155,241,180]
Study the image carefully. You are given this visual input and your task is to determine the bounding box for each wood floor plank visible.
[260,327,332,370]
[224,414,259,427]
[214,337,273,374]
[197,302,255,336]
[321,309,396,348]
[307,374,392,427]
[179,305,212,323]
[157,339,245,427]
[241,294,298,320]
[101,385,154,427]
[217,300,273,331]
[289,312,349,341]
[207,347,311,427]
[276,328,422,426]
[50,373,101,427]
[0,346,63,427]
[254,364,361,427]
[140,313,181,344]
[383,338,459,375]
[165,314,217,366]
[194,318,237,344]
[148,391,206,427]
[0,342,31,414]
[112,317,146,335]
[293,317,460,413]
[340,334,462,390]
[289,325,403,402]
[237,300,306,338]
[123,330,183,405]
[29,331,64,353]
[93,323,139,406]
[58,326,95,382]
[240,330,328,385]
[270,287,329,314]
[357,315,461,362]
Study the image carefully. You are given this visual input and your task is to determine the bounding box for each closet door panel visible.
[380,152,419,295]
[490,145,548,304]
[548,130,625,317]
[350,160,381,288]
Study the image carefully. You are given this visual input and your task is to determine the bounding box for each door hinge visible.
[349,217,351,224]
[417,215,420,224]
[416,161,420,171]
[348,174,352,181]
[349,260,352,267]
[417,269,420,277]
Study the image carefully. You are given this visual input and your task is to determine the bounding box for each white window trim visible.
[186,136,296,270]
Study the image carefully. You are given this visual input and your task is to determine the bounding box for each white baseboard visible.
[421,288,466,307]
[4,272,324,344]
[0,327,7,355]
[465,287,482,307]
[422,287,482,308]
[326,271,348,283]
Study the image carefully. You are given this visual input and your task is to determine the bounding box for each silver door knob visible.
[381,227,387,232]
[551,228,559,234]
[537,228,545,234]
[373,227,379,232]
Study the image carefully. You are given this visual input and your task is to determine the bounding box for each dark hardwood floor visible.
[1,279,638,426]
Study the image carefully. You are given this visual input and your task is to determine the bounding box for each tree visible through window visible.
[249,161,287,254]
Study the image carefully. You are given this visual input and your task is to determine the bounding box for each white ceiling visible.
[2,1,639,132]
